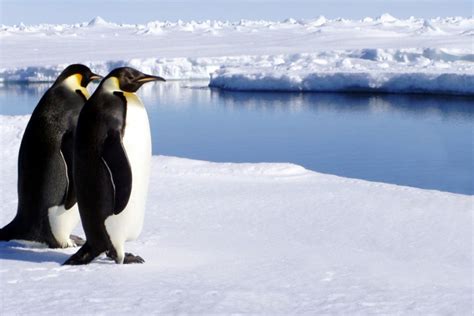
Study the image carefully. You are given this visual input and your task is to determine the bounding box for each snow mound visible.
[87,16,109,27]
[0,114,472,314]
[377,13,399,23]
[136,22,164,35]
[416,19,446,35]
[209,49,474,95]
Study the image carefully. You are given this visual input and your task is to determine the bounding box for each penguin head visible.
[54,64,103,88]
[103,67,166,93]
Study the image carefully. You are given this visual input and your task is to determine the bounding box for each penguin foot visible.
[106,251,145,264]
[69,234,86,246]
[123,253,145,264]
[63,243,99,265]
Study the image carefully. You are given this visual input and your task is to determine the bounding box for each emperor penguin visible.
[0,64,102,248]
[64,67,165,265]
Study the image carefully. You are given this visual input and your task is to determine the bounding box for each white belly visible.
[48,204,80,247]
[104,95,152,247]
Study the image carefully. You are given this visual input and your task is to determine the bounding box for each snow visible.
[209,50,474,95]
[0,15,473,94]
[86,16,110,28]
[0,13,473,313]
[0,116,472,314]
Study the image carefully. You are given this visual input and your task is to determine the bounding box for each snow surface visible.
[0,116,472,314]
[209,50,474,95]
[1,15,473,94]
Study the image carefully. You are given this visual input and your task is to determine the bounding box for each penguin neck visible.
[102,77,123,93]
[62,74,90,98]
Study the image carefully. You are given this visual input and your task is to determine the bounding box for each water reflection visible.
[211,88,474,120]
[0,81,472,194]
[0,83,51,96]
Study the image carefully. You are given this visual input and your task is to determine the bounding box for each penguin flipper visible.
[101,131,132,215]
[61,132,76,210]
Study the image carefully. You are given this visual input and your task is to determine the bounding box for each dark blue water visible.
[1,82,472,195]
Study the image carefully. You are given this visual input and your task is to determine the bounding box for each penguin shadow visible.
[0,241,70,264]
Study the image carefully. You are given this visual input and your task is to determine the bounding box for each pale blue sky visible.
[0,0,472,25]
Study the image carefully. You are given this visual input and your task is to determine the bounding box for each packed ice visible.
[1,15,472,94]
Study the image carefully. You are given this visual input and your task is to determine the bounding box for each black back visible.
[0,64,99,247]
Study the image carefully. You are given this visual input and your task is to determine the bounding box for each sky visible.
[0,0,472,25]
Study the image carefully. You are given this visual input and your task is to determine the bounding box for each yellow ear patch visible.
[63,74,90,99]
[75,74,83,85]
[102,76,121,92]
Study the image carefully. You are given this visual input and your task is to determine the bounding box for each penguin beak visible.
[136,74,166,83]
[89,73,103,82]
